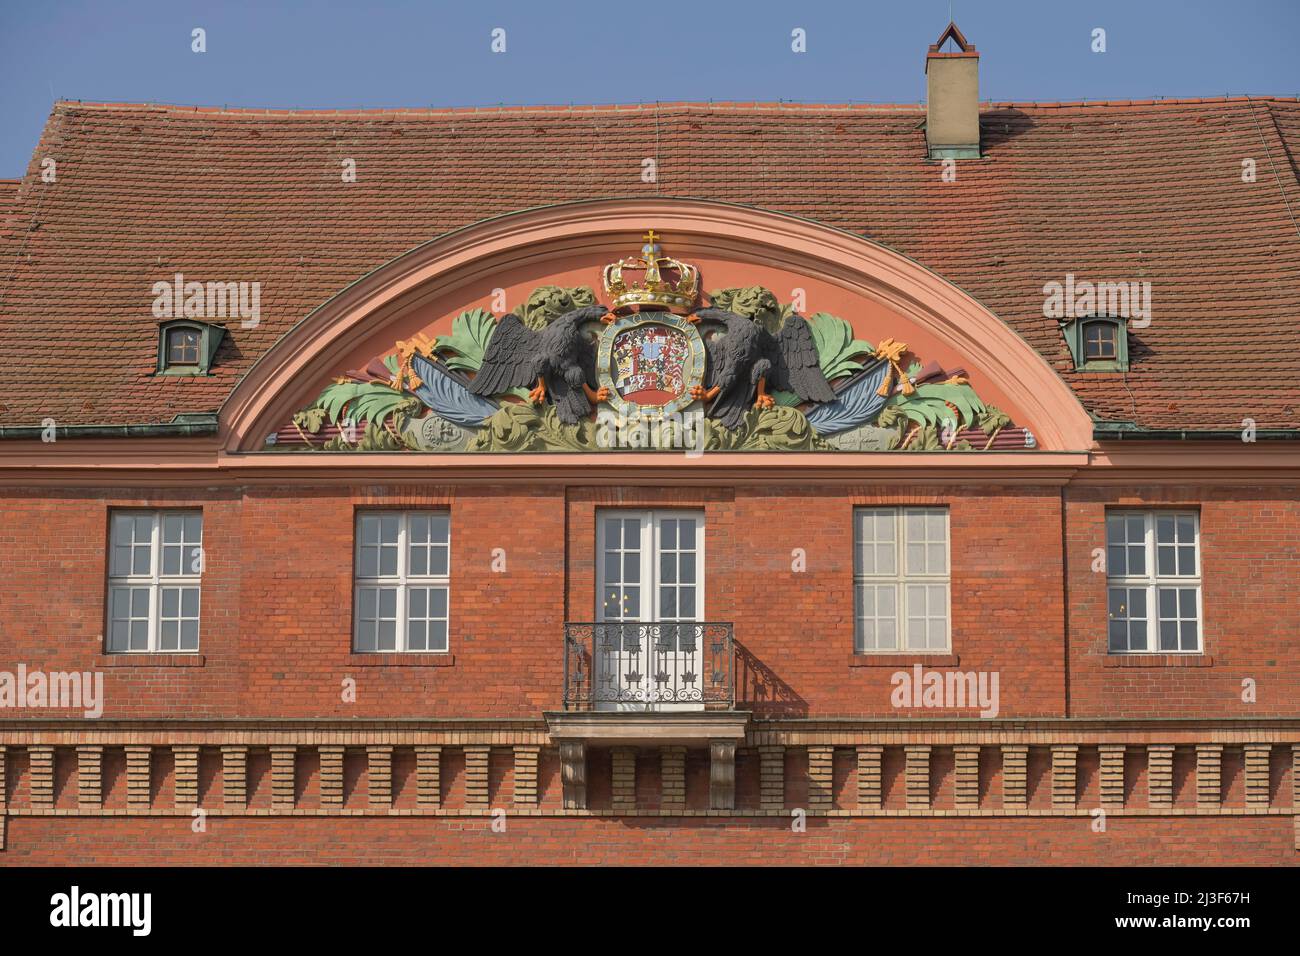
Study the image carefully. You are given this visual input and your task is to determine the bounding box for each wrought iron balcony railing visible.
[563,621,734,709]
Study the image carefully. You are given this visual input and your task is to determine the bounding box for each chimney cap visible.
[927,21,977,57]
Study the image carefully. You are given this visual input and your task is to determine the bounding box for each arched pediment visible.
[220,198,1091,454]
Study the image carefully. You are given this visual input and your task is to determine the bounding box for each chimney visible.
[925,22,980,159]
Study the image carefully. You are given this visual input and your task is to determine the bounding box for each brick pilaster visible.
[221,745,247,809]
[1051,745,1078,809]
[709,739,736,811]
[77,745,104,809]
[0,746,7,811]
[1196,744,1223,808]
[559,741,586,810]
[611,747,637,809]
[464,745,491,807]
[512,745,540,806]
[125,745,152,809]
[660,746,685,810]
[1147,745,1174,808]
[1099,744,1126,807]
[904,745,931,809]
[807,745,834,811]
[171,745,200,808]
[415,745,441,809]
[1001,745,1028,810]
[318,746,345,809]
[954,745,980,808]
[856,745,883,810]
[271,745,296,811]
[1244,744,1271,807]
[366,745,393,809]
[759,745,785,811]
[27,745,54,809]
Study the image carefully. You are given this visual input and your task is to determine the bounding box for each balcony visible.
[562,621,734,711]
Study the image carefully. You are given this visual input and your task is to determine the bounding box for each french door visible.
[595,510,704,711]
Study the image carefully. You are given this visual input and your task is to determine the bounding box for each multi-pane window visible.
[106,511,203,653]
[1082,320,1118,360]
[1106,510,1201,653]
[166,327,201,366]
[853,508,950,653]
[353,511,450,653]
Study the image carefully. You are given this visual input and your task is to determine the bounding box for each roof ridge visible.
[49,95,1300,119]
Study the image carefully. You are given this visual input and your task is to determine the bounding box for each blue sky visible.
[1,0,1298,176]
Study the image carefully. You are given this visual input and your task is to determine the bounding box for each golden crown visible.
[602,231,699,314]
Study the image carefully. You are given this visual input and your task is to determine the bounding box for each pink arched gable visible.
[221,198,1092,453]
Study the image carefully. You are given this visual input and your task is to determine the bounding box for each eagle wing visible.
[771,313,835,403]
[468,313,538,396]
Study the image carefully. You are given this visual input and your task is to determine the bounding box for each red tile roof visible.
[2,97,1299,431]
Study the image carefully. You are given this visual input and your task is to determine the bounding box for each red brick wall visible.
[1,815,1294,866]
[1,482,1296,718]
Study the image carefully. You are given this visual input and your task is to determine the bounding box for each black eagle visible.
[689,308,835,430]
[468,305,610,425]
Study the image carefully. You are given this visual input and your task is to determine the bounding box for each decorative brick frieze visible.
[759,745,785,811]
[710,739,736,811]
[221,745,248,810]
[856,745,883,810]
[172,745,200,808]
[366,745,393,809]
[512,745,540,806]
[27,745,54,809]
[904,745,931,809]
[318,746,345,809]
[660,746,686,810]
[953,745,980,808]
[0,725,1297,826]
[1099,744,1126,808]
[1001,745,1028,810]
[807,745,834,811]
[1244,744,1271,807]
[125,745,152,809]
[559,741,587,810]
[1195,744,1223,808]
[1293,745,1300,810]
[611,747,637,809]
[1147,745,1175,809]
[1051,745,1078,809]
[464,746,491,807]
[77,745,104,809]
[415,745,441,809]
[271,745,297,811]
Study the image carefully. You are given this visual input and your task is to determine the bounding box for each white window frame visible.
[105,509,203,653]
[1106,510,1202,654]
[353,510,451,653]
[595,509,705,624]
[853,507,951,653]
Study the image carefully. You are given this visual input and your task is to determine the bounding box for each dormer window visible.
[1061,316,1128,371]
[157,320,225,375]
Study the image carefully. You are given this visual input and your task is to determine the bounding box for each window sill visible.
[350,653,456,667]
[1103,654,1214,668]
[95,654,206,668]
[849,654,960,668]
